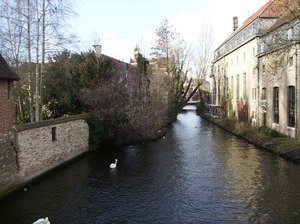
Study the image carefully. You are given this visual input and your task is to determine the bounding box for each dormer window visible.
[287,27,293,40]
[260,42,265,53]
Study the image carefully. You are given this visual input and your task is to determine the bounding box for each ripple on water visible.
[0,110,300,223]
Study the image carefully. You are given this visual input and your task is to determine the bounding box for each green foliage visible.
[259,126,279,137]
[136,53,149,77]
[196,102,203,114]
[43,50,116,118]
[85,115,105,145]
[167,70,186,119]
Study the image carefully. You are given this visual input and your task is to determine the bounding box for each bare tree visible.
[0,0,28,121]
[151,19,194,119]
[259,0,300,73]
[0,0,78,122]
[193,15,214,104]
[27,0,34,122]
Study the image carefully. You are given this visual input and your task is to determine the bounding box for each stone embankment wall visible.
[0,114,90,198]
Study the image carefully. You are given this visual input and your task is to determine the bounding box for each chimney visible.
[233,16,238,32]
[92,45,102,57]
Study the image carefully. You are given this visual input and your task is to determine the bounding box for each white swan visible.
[33,217,50,224]
[110,159,118,168]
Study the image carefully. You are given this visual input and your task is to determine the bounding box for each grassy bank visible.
[200,114,300,164]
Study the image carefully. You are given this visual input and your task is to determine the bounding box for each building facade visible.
[212,0,300,138]
[0,53,20,191]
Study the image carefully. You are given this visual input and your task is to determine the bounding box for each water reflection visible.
[0,109,300,223]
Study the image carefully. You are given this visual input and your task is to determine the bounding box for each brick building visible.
[0,53,20,190]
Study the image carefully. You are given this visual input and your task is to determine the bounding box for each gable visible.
[0,54,20,81]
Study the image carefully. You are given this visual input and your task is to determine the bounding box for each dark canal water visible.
[1,106,300,223]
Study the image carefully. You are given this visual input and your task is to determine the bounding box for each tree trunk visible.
[35,0,40,121]
[27,0,34,122]
[179,82,202,110]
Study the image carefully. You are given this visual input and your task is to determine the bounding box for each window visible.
[288,86,295,127]
[262,65,266,73]
[252,88,257,100]
[226,78,229,99]
[253,48,255,57]
[261,42,265,53]
[287,28,293,40]
[253,68,256,76]
[237,75,240,99]
[261,88,267,101]
[243,53,246,61]
[273,87,279,124]
[274,61,278,72]
[289,56,293,67]
[243,73,247,99]
[231,75,233,97]
[52,127,57,141]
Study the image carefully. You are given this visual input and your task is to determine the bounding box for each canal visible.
[0,106,300,223]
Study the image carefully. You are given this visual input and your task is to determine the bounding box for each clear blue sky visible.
[73,0,267,62]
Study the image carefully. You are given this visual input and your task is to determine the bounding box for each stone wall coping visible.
[15,113,91,132]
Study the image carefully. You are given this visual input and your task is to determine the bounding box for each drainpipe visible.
[295,46,298,139]
[256,37,260,127]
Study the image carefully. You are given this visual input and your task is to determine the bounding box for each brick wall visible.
[0,68,90,197]
[0,80,15,133]
[0,114,90,198]
[16,116,89,179]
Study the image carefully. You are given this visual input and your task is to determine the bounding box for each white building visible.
[212,0,300,138]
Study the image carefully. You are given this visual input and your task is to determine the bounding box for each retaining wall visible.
[0,114,90,198]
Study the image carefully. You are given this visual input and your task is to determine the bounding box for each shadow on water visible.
[0,107,300,223]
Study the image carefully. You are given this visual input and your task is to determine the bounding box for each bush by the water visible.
[259,126,279,137]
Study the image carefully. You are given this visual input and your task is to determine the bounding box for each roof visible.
[0,54,20,81]
[216,0,287,49]
[264,0,299,34]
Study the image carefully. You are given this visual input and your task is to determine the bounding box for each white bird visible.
[33,217,50,224]
[109,159,118,168]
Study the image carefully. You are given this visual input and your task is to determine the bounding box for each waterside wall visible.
[0,114,90,198]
